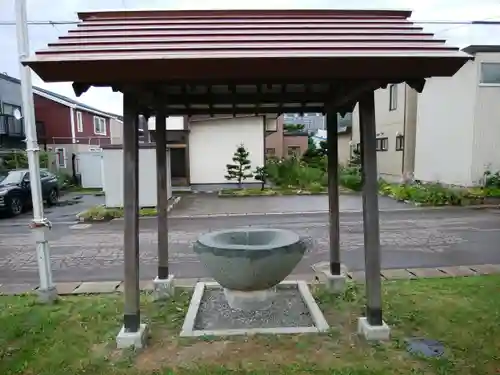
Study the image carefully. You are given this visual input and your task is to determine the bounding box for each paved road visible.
[1,208,500,285]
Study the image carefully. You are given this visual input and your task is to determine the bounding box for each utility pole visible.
[15,0,57,303]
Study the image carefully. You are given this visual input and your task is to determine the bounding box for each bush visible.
[380,182,467,206]
[340,173,363,191]
[266,157,326,190]
[484,170,500,188]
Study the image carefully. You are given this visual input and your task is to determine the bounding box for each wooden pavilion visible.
[25,8,470,346]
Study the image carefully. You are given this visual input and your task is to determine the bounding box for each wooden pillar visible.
[326,109,341,275]
[359,90,383,326]
[122,93,140,332]
[155,111,169,279]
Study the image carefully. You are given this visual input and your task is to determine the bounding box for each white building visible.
[414,45,500,186]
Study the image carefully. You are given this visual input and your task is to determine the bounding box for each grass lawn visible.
[1,276,499,375]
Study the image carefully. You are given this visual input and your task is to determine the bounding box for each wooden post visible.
[359,90,383,326]
[326,110,340,275]
[155,111,169,279]
[122,93,140,332]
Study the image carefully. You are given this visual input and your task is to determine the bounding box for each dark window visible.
[287,146,300,156]
[265,148,275,156]
[376,138,388,151]
[395,135,404,151]
[389,84,397,111]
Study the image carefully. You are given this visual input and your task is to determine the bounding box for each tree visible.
[253,166,268,190]
[225,144,253,188]
[284,123,305,132]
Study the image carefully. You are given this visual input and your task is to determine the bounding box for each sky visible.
[0,0,500,116]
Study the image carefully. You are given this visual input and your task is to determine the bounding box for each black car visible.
[0,169,59,216]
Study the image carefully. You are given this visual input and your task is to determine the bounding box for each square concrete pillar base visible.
[153,275,175,301]
[322,270,346,294]
[357,317,391,341]
[116,323,148,349]
[37,286,58,304]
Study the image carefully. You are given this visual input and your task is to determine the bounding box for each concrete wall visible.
[188,116,264,185]
[102,146,172,208]
[470,52,500,184]
[414,61,477,186]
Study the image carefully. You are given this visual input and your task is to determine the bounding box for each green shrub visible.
[339,173,363,191]
[380,182,467,206]
[484,170,500,188]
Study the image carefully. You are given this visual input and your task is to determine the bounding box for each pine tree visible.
[225,144,253,188]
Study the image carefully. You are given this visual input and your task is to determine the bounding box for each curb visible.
[76,196,182,223]
[1,264,499,296]
[168,204,500,219]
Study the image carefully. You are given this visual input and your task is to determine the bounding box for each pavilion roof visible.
[24,9,471,115]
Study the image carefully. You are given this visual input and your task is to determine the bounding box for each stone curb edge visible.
[1,264,499,296]
[76,196,182,223]
[168,204,499,219]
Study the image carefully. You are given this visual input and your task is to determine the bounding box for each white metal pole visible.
[15,0,57,303]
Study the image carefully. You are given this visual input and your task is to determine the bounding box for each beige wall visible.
[283,134,308,157]
[265,115,309,158]
[265,116,284,158]
[352,83,418,182]
[338,133,351,165]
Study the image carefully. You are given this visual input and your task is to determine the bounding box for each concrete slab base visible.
[116,324,148,349]
[37,286,58,303]
[224,287,276,310]
[357,317,391,341]
[180,281,329,337]
[153,275,175,301]
[322,270,346,294]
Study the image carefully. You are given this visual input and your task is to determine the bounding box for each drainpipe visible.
[401,84,407,182]
[69,106,76,144]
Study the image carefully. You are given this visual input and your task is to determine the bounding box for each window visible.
[265,148,275,156]
[395,135,404,151]
[2,103,23,135]
[355,143,360,153]
[375,137,388,151]
[389,84,397,111]
[287,146,300,156]
[93,116,106,135]
[55,147,66,168]
[480,63,500,84]
[76,111,83,132]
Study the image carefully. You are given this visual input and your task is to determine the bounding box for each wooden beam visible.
[163,106,325,116]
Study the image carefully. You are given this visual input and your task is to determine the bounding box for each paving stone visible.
[56,282,82,295]
[0,283,37,295]
[72,281,120,294]
[381,268,415,280]
[438,266,477,277]
[407,268,447,278]
[348,271,366,282]
[468,264,500,275]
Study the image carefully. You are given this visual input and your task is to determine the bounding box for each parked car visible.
[0,169,59,216]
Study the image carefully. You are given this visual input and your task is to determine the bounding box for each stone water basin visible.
[193,228,307,292]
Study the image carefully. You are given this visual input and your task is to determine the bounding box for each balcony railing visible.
[0,115,24,137]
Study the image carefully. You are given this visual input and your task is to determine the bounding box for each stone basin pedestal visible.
[223,287,277,311]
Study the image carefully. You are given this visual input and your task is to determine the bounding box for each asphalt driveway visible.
[0,193,104,226]
[171,192,410,217]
